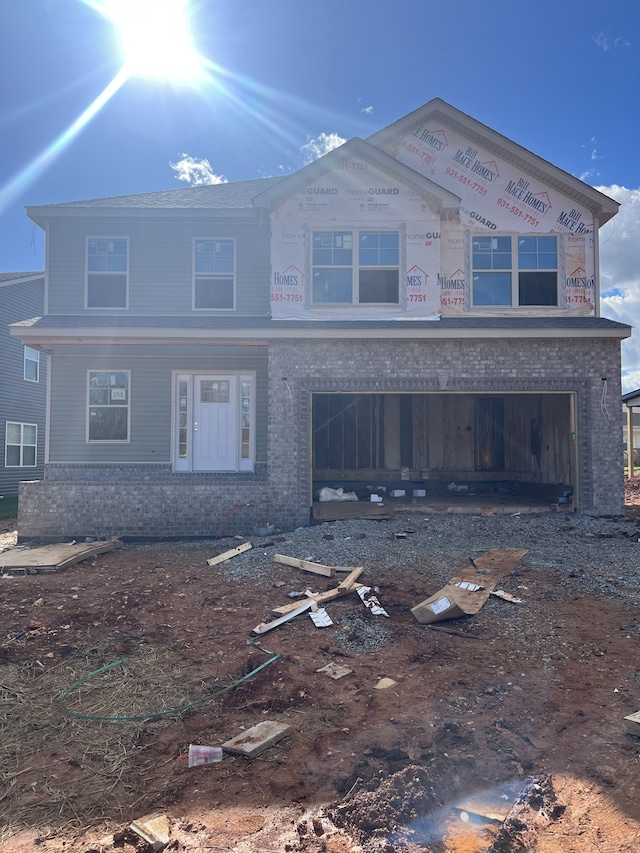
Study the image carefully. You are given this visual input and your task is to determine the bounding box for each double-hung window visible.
[87,371,130,442]
[312,230,400,304]
[472,235,558,307]
[87,239,128,308]
[194,239,235,309]
[24,346,39,382]
[5,422,37,467]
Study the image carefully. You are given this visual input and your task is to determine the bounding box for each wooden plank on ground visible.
[0,540,122,573]
[274,554,335,577]
[337,566,364,591]
[251,600,314,635]
[207,542,252,566]
[312,501,393,521]
[272,582,364,615]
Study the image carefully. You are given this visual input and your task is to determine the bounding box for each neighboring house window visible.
[173,373,254,472]
[312,230,400,304]
[472,235,558,307]
[87,238,128,308]
[194,239,235,309]
[24,346,40,382]
[5,422,37,467]
[87,371,130,442]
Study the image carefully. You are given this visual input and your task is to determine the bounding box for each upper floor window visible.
[5,422,37,467]
[24,346,40,382]
[312,230,399,305]
[472,235,558,307]
[194,239,235,309]
[87,239,128,308]
[87,371,130,442]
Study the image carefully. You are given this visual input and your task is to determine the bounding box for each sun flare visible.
[88,0,205,83]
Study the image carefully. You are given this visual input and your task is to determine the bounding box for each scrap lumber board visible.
[274,554,335,577]
[252,600,314,635]
[207,541,252,566]
[222,721,292,758]
[312,501,393,521]
[337,566,364,591]
[272,582,364,615]
[0,540,121,574]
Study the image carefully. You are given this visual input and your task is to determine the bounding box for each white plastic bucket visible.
[188,744,223,766]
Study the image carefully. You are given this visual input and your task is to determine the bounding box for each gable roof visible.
[368,98,619,225]
[252,136,461,214]
[0,271,44,288]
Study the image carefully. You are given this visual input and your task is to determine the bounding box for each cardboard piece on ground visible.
[623,711,640,736]
[411,548,528,624]
[316,662,352,680]
[0,540,122,574]
[375,677,397,689]
[274,554,335,577]
[207,542,252,566]
[130,813,170,852]
[222,720,291,758]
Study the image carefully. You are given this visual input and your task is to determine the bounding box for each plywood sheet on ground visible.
[312,501,393,521]
[0,540,122,574]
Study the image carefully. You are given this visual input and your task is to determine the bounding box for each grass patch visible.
[0,495,18,520]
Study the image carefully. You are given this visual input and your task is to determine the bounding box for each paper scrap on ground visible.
[357,586,389,617]
[316,662,353,680]
[309,607,333,628]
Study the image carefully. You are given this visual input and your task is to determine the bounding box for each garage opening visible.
[312,392,576,510]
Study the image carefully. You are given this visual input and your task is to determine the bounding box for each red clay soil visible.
[1,482,640,853]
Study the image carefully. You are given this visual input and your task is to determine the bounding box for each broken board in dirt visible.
[411,547,528,624]
[312,501,393,522]
[0,540,122,575]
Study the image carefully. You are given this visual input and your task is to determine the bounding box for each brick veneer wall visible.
[18,335,624,540]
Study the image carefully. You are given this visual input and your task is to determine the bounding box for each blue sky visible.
[1,0,639,388]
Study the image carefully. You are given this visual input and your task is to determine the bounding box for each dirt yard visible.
[1,481,640,852]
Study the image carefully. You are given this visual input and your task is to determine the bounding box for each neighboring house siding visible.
[0,278,46,496]
[46,217,270,316]
[47,352,268,464]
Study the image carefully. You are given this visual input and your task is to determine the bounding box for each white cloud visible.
[597,185,640,392]
[593,32,630,51]
[170,154,227,186]
[300,132,346,165]
[361,105,374,115]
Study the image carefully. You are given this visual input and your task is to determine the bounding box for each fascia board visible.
[368,98,619,224]
[26,207,257,227]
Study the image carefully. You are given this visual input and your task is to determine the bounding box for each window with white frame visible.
[312,230,400,304]
[5,422,37,467]
[87,371,130,442]
[24,346,40,382]
[194,239,235,309]
[87,238,128,308]
[472,235,558,307]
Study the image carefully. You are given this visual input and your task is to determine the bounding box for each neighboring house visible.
[1,272,46,498]
[623,389,640,476]
[11,99,631,540]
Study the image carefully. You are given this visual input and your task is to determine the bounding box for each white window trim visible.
[172,371,255,472]
[5,421,37,468]
[192,237,236,311]
[85,236,129,310]
[471,232,560,309]
[86,370,131,443]
[24,345,40,382]
[311,228,401,306]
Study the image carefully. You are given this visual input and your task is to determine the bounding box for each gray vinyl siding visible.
[46,216,270,315]
[0,278,46,495]
[48,353,268,465]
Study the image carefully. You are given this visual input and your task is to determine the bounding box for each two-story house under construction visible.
[12,99,631,540]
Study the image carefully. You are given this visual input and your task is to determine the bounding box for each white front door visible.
[193,376,237,471]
